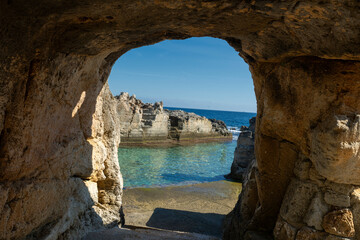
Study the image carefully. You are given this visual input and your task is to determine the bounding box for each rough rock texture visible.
[115,92,169,143]
[1,1,360,239]
[115,93,231,145]
[322,209,355,238]
[167,110,231,143]
[226,117,256,182]
[224,58,360,239]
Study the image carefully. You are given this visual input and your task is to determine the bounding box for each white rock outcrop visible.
[115,93,232,145]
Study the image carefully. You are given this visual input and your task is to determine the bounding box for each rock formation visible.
[115,92,169,144]
[115,92,231,145]
[225,117,256,182]
[1,1,360,239]
[167,110,231,143]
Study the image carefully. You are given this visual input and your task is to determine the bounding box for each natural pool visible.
[118,108,256,188]
[118,140,237,188]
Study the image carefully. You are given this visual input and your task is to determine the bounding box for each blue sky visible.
[108,37,256,113]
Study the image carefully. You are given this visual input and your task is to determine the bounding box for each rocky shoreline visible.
[225,117,256,182]
[115,92,232,146]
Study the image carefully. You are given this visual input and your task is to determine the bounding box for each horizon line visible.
[164,106,256,114]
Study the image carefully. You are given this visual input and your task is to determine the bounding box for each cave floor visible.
[84,180,241,239]
[122,180,242,238]
[84,226,221,240]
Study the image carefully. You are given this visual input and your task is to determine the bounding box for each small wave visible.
[227,126,241,141]
[227,126,241,133]
[229,130,241,134]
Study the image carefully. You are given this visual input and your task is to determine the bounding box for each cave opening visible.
[106,37,256,237]
[2,2,359,239]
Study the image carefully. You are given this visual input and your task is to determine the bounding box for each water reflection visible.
[118,141,237,188]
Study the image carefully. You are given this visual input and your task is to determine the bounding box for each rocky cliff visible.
[115,92,232,145]
[1,1,360,239]
[115,93,169,144]
[225,117,256,182]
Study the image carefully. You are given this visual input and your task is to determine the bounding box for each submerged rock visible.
[115,92,232,145]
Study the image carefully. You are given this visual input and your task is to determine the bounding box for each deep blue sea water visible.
[118,108,256,188]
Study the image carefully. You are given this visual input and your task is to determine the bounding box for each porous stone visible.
[311,115,360,185]
[325,235,351,240]
[2,1,360,239]
[309,166,326,187]
[295,227,328,240]
[273,217,297,240]
[304,192,329,230]
[226,117,256,182]
[324,191,351,208]
[168,110,231,142]
[322,209,355,238]
[293,157,312,181]
[350,188,360,240]
[324,181,354,196]
[279,179,318,228]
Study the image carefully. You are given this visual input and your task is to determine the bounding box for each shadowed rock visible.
[1,1,360,239]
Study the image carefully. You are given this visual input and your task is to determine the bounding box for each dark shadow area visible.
[146,208,225,237]
[161,173,225,183]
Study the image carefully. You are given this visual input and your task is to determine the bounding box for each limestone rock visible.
[273,217,297,240]
[280,179,318,228]
[322,209,355,238]
[311,115,360,185]
[167,110,231,141]
[293,157,312,181]
[303,192,329,231]
[295,227,328,240]
[325,235,351,240]
[324,191,350,208]
[115,93,231,145]
[115,93,169,143]
[2,1,360,239]
[226,117,256,182]
[350,188,360,240]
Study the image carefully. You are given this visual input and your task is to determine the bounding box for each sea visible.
[118,107,256,188]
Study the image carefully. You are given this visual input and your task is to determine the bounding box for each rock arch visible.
[1,1,360,239]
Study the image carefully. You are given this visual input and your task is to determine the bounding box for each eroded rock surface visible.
[224,58,360,239]
[225,117,256,182]
[1,0,360,239]
[167,110,231,143]
[115,92,169,144]
[115,92,231,145]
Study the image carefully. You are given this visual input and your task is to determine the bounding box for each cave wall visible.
[1,0,360,239]
[224,57,360,239]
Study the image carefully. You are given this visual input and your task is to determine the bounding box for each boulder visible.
[322,209,355,238]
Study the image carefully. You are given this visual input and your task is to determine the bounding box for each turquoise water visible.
[118,109,256,188]
[119,141,236,188]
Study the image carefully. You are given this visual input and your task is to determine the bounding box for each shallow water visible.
[118,141,237,188]
[118,108,256,188]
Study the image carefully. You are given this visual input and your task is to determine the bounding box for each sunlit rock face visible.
[1,1,360,239]
[114,93,231,145]
[115,92,170,143]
